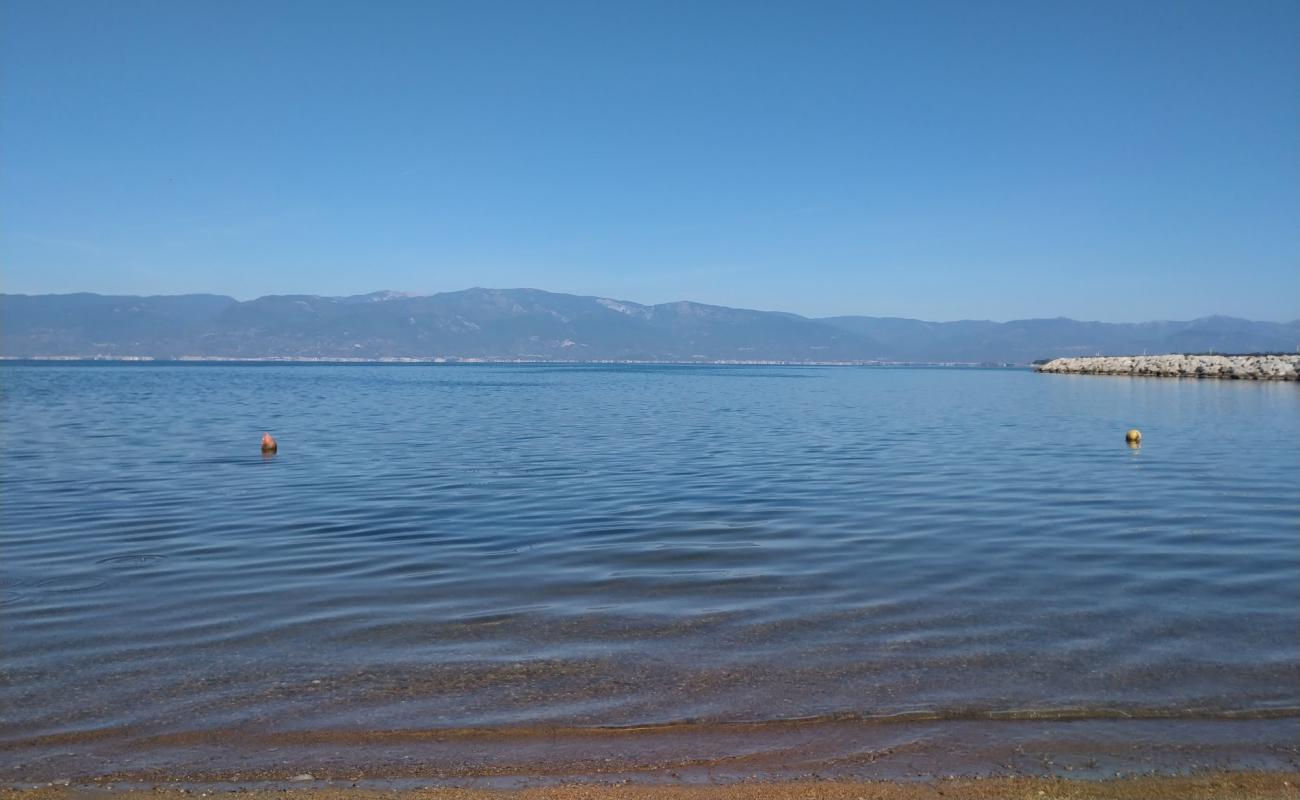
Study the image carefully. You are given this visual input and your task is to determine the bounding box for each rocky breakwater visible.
[1036,354,1300,380]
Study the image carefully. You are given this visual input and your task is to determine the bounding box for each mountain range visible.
[2,289,1297,364]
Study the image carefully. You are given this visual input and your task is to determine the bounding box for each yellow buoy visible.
[1125,428,1141,445]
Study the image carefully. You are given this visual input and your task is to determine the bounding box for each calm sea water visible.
[1,363,1297,780]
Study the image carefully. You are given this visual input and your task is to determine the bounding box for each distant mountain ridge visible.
[2,289,1297,364]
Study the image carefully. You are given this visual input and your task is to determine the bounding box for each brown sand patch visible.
[4,773,1300,800]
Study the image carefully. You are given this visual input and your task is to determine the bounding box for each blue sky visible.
[1,0,1296,322]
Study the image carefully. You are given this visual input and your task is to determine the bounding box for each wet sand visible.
[6,717,1297,788]
[5,773,1300,800]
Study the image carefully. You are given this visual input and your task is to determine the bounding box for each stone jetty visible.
[1035,354,1300,381]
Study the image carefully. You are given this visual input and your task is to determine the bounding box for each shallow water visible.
[1,363,1297,779]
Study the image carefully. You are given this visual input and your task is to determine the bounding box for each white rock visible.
[1035,354,1300,381]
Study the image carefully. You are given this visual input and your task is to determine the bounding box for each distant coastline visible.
[3,289,1297,365]
[0,355,1023,367]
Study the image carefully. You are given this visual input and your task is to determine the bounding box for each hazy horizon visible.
[4,284,1300,326]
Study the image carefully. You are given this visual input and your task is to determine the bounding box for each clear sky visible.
[1,0,1296,322]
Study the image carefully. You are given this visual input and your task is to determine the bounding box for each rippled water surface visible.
[1,363,1297,777]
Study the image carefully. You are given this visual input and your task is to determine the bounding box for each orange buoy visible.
[261,432,278,453]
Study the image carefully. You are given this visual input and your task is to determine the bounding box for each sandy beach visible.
[5,773,1300,800]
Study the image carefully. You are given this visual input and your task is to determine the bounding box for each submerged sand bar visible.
[1036,354,1300,380]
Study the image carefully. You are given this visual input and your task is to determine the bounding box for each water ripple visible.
[1,363,1297,756]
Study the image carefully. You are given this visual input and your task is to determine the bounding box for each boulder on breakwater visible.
[1035,354,1300,381]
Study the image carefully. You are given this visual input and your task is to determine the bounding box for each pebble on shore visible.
[1035,354,1300,381]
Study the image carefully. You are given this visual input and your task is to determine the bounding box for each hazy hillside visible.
[2,289,1296,363]
[820,315,1300,364]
